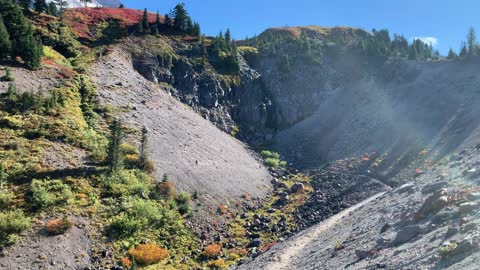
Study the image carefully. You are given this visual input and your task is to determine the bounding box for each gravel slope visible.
[90,47,272,201]
[236,146,480,270]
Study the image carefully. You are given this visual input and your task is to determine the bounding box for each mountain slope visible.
[90,42,272,203]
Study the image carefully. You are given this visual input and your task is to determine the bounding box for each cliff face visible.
[128,26,480,184]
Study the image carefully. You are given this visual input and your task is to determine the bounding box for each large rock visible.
[394,225,421,244]
[421,181,449,194]
[415,189,449,221]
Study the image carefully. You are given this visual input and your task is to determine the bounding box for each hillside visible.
[0,3,480,270]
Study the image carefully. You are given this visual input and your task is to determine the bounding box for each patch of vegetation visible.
[128,243,169,265]
[46,217,73,235]
[29,178,73,209]
[440,242,458,258]
[0,210,30,246]
[260,150,287,168]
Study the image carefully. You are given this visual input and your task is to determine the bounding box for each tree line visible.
[0,0,43,69]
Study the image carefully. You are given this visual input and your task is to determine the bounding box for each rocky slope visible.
[90,41,272,207]
[237,145,480,270]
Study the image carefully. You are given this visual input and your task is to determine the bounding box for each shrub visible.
[102,169,155,197]
[4,68,14,81]
[109,212,143,238]
[121,257,132,268]
[203,244,222,259]
[120,143,139,156]
[156,181,176,198]
[0,190,14,209]
[207,259,226,269]
[260,150,273,159]
[218,204,228,215]
[439,242,458,258]
[46,217,73,235]
[128,243,168,265]
[30,179,73,209]
[264,158,279,168]
[176,192,191,205]
[178,203,190,215]
[0,210,30,245]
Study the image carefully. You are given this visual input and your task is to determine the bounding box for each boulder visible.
[459,202,479,214]
[290,183,305,193]
[395,183,416,194]
[248,238,263,248]
[394,225,421,244]
[415,189,449,221]
[421,182,449,195]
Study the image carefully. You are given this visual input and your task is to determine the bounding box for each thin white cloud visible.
[412,36,439,47]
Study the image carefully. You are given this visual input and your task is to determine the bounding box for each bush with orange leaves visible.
[207,259,226,269]
[120,257,132,268]
[46,217,73,235]
[156,181,176,198]
[128,243,169,265]
[217,204,228,215]
[202,244,222,259]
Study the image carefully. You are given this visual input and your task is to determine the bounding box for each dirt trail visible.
[266,192,386,270]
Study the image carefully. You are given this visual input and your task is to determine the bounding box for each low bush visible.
[207,259,226,269]
[218,204,228,215]
[4,68,14,82]
[120,257,132,268]
[128,243,168,265]
[46,217,73,235]
[102,169,154,197]
[176,192,191,205]
[156,181,176,198]
[203,244,222,259]
[264,158,279,168]
[260,150,286,168]
[30,179,73,209]
[0,190,14,209]
[0,210,30,245]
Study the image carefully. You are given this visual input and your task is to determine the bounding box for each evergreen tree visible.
[164,13,171,26]
[0,15,11,60]
[141,8,149,33]
[33,0,47,13]
[408,42,418,60]
[173,3,190,31]
[107,119,123,172]
[459,42,468,59]
[447,48,457,59]
[155,10,161,31]
[139,126,149,169]
[191,22,201,37]
[17,0,31,10]
[467,26,477,57]
[119,3,124,8]
[225,28,231,46]
[47,1,57,16]
[7,82,16,101]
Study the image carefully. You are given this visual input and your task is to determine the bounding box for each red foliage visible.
[259,241,277,252]
[63,8,161,39]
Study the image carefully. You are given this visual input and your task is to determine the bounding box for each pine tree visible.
[155,10,161,32]
[7,82,17,101]
[173,3,190,31]
[119,3,124,8]
[225,28,231,45]
[467,27,477,57]
[191,22,200,37]
[47,1,57,16]
[17,0,32,10]
[0,163,8,188]
[447,48,457,59]
[33,0,47,13]
[107,119,123,172]
[459,42,468,59]
[139,126,149,169]
[164,14,171,26]
[141,8,149,33]
[408,42,418,60]
[0,15,11,60]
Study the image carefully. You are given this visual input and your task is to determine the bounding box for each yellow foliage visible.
[128,243,169,265]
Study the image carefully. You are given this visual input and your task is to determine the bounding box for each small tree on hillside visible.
[467,27,479,57]
[119,3,124,8]
[459,42,468,59]
[164,13,172,26]
[47,2,58,16]
[139,126,149,169]
[139,8,149,33]
[33,0,47,13]
[173,3,190,31]
[447,48,457,60]
[107,119,123,172]
[0,16,11,60]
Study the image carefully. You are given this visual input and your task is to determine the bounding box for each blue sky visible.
[123,0,478,54]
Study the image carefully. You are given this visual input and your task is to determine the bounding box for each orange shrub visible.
[203,244,222,259]
[46,217,73,235]
[121,257,132,268]
[156,181,176,198]
[218,204,228,215]
[207,259,226,269]
[128,243,169,265]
